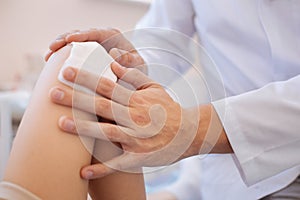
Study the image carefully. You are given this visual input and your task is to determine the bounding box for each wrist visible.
[201,104,233,154]
[182,104,233,158]
[179,106,201,159]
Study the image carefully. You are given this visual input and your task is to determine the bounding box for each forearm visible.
[212,76,300,185]
[183,104,233,159]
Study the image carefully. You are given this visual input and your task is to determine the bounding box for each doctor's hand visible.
[45,28,146,73]
[49,62,200,180]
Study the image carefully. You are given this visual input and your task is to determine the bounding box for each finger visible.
[49,86,72,105]
[62,67,134,106]
[49,30,80,52]
[48,37,66,53]
[58,116,131,144]
[49,86,131,126]
[44,50,53,62]
[81,162,116,180]
[66,28,126,51]
[65,29,95,43]
[81,153,141,179]
[45,30,80,61]
[111,62,156,90]
[109,48,145,68]
[66,28,110,43]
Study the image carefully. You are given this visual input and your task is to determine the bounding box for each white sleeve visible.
[132,0,196,84]
[212,75,300,186]
[164,157,202,200]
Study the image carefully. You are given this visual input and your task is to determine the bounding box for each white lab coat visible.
[136,0,300,199]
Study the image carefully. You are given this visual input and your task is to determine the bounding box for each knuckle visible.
[127,69,142,86]
[130,68,140,75]
[132,111,149,126]
[105,126,118,139]
[128,51,142,64]
[95,98,110,114]
[130,93,145,105]
[76,121,90,134]
[76,71,89,82]
[125,53,133,65]
[98,78,114,95]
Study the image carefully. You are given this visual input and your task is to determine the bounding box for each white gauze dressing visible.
[58,42,117,93]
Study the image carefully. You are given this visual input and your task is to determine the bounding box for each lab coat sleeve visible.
[164,157,202,200]
[132,0,197,84]
[212,75,300,186]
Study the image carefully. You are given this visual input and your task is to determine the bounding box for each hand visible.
[45,28,146,73]
[49,62,199,179]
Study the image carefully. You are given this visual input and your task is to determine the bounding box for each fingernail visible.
[70,32,81,35]
[50,88,64,101]
[55,39,64,44]
[84,170,94,179]
[60,117,75,131]
[63,67,75,80]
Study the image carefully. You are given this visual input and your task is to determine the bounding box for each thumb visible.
[111,62,154,90]
[109,48,145,68]
[81,153,141,180]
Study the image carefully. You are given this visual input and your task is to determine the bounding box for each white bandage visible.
[0,181,41,200]
[58,42,117,93]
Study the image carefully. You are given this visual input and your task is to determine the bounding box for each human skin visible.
[50,63,233,180]
[47,28,232,180]
[3,45,146,199]
[44,28,146,73]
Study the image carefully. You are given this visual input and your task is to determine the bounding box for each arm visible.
[212,75,300,185]
[51,61,300,187]
[49,62,232,180]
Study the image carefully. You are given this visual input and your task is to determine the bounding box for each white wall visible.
[0,0,149,89]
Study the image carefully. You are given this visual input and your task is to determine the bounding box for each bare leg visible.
[2,45,145,199]
[3,45,93,199]
[88,141,146,200]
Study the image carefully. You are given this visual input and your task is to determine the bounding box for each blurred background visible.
[0,0,150,91]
